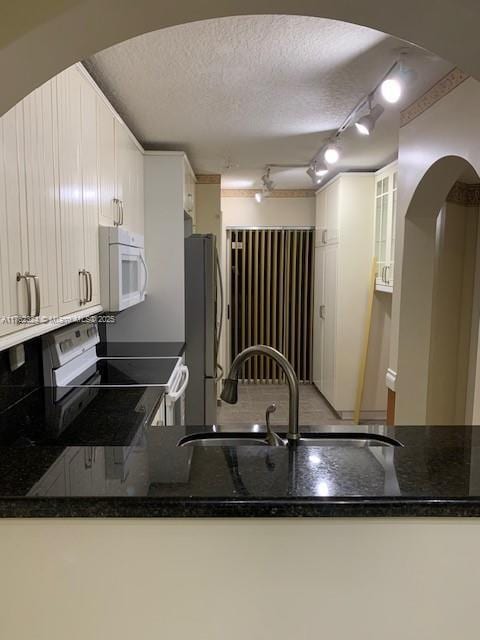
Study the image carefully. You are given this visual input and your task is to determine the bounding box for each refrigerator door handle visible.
[167,365,189,402]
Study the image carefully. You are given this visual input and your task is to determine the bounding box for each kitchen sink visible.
[178,432,402,448]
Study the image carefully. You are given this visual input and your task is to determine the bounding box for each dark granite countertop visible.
[1,409,480,516]
[97,341,186,358]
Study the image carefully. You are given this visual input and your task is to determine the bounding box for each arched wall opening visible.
[396,156,480,425]
[0,0,478,118]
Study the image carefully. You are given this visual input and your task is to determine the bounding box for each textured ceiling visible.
[85,15,452,189]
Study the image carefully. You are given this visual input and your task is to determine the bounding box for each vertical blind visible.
[228,228,315,383]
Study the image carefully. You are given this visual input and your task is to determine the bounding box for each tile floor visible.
[217,383,347,427]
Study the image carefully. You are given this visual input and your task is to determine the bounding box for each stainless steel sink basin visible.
[178,432,402,448]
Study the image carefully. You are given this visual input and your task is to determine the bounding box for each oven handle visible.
[167,365,189,402]
[140,252,149,297]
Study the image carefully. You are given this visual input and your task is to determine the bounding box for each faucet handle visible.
[266,403,276,431]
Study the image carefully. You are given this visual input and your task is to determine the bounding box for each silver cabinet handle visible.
[116,200,124,227]
[16,272,32,317]
[31,274,40,317]
[319,304,326,319]
[86,270,93,303]
[79,269,87,305]
[322,229,328,244]
[113,198,121,226]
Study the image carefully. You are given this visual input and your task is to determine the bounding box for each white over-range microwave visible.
[99,226,148,312]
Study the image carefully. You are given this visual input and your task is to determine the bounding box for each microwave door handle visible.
[140,252,149,297]
[167,365,189,402]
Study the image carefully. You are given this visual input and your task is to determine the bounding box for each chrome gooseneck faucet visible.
[221,345,300,440]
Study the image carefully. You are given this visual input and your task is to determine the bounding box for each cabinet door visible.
[387,170,397,286]
[23,80,59,321]
[374,174,390,285]
[115,121,142,233]
[133,145,144,235]
[80,78,100,307]
[322,244,337,405]
[56,67,85,315]
[312,247,325,390]
[97,98,117,227]
[0,104,29,336]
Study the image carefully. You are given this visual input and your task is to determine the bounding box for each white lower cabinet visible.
[313,173,375,416]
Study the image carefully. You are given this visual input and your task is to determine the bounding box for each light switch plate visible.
[9,344,25,371]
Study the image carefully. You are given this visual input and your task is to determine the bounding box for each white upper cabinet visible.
[374,161,398,291]
[21,80,59,322]
[97,97,116,227]
[55,66,86,316]
[115,120,144,235]
[0,104,28,336]
[80,75,101,308]
[0,63,145,349]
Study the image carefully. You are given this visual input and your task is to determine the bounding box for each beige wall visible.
[221,195,315,230]
[391,77,480,424]
[426,203,478,424]
[2,518,480,639]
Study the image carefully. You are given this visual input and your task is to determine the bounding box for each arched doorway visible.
[0,0,479,117]
[396,156,480,424]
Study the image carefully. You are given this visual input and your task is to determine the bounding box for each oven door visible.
[165,365,189,426]
[109,243,148,311]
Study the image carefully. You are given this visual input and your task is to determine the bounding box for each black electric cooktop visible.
[69,357,181,388]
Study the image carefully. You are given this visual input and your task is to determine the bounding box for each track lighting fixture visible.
[278,53,416,188]
[261,167,274,193]
[324,143,340,165]
[355,101,385,136]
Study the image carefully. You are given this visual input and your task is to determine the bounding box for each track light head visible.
[307,164,325,186]
[324,144,340,165]
[315,160,328,177]
[355,103,385,136]
[381,77,402,104]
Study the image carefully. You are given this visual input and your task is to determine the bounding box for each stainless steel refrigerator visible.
[184,234,221,425]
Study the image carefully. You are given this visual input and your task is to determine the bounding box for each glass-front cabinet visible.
[374,161,398,292]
